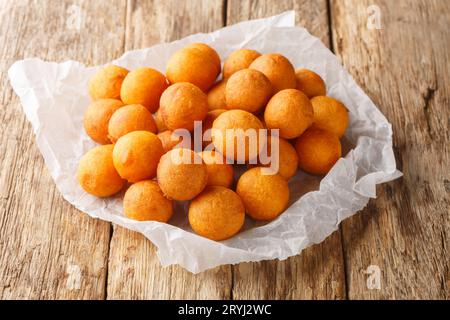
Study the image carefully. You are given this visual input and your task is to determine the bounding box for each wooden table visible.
[0,0,448,300]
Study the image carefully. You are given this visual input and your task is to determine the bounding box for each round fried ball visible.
[124,180,173,222]
[223,49,261,78]
[211,109,265,162]
[113,131,164,182]
[236,167,289,221]
[264,89,314,139]
[295,127,342,175]
[88,65,129,100]
[225,69,272,113]
[159,82,208,131]
[202,109,227,147]
[249,53,296,93]
[295,68,326,98]
[166,46,220,92]
[120,67,168,113]
[199,150,234,188]
[185,43,221,74]
[77,145,125,197]
[259,136,298,180]
[108,104,157,142]
[207,79,227,110]
[157,130,183,153]
[189,186,245,241]
[310,96,349,138]
[154,111,168,133]
[83,99,124,144]
[157,148,208,200]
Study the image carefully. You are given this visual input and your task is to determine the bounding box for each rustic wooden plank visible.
[105,0,232,300]
[0,0,127,299]
[227,0,347,299]
[331,0,449,299]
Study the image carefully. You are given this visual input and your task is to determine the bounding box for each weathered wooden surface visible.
[227,0,346,300]
[0,0,127,299]
[105,0,232,300]
[331,0,449,299]
[0,0,448,299]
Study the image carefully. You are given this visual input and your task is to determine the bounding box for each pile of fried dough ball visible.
[78,44,349,241]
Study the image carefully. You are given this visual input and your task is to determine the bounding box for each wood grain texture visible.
[0,0,448,300]
[105,0,232,300]
[0,0,127,299]
[227,0,346,300]
[331,0,449,299]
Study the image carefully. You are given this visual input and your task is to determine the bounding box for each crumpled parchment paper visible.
[8,11,402,273]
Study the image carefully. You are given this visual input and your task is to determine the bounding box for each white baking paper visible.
[8,11,402,273]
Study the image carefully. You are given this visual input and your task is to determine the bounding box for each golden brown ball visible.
[157,148,208,200]
[157,130,183,153]
[295,68,326,98]
[113,131,164,182]
[259,136,298,179]
[202,109,227,148]
[88,65,129,101]
[223,49,261,78]
[185,43,221,74]
[295,127,342,175]
[189,186,245,241]
[211,109,265,162]
[207,79,228,110]
[120,67,168,113]
[199,150,234,188]
[159,82,209,131]
[166,45,220,92]
[77,144,125,197]
[225,69,272,113]
[83,99,124,144]
[310,96,349,138]
[264,89,314,139]
[108,104,157,142]
[154,111,168,133]
[249,53,296,93]
[124,180,173,222]
[236,167,289,221]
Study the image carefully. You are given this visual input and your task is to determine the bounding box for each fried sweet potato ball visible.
[120,67,168,113]
[249,53,296,93]
[264,89,314,139]
[223,49,261,78]
[202,109,227,148]
[199,150,234,188]
[259,136,298,180]
[157,148,208,201]
[295,127,342,175]
[166,44,220,92]
[236,167,289,221]
[185,43,221,74]
[154,110,168,133]
[113,131,164,182]
[225,69,272,113]
[107,104,157,142]
[124,180,173,222]
[207,79,228,110]
[295,68,326,98]
[88,65,129,100]
[211,109,265,162]
[189,186,245,241]
[157,130,183,153]
[77,145,125,197]
[159,82,209,131]
[310,96,349,138]
[83,98,124,144]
